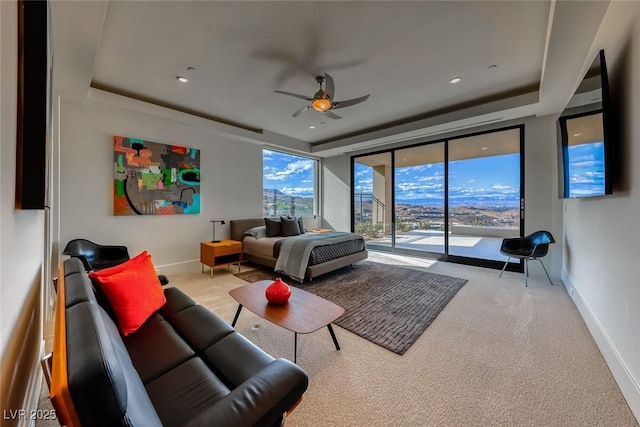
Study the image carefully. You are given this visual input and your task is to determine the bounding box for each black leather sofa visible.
[53,258,308,426]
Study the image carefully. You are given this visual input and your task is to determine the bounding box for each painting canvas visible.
[114,136,200,215]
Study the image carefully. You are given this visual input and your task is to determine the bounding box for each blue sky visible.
[265,148,523,205]
[263,149,315,197]
[566,142,605,197]
[355,153,521,206]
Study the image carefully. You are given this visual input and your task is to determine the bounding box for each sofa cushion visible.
[145,358,230,427]
[63,257,86,277]
[203,332,274,388]
[65,302,162,426]
[160,286,197,316]
[64,270,97,307]
[165,305,234,351]
[124,320,195,383]
[91,254,166,336]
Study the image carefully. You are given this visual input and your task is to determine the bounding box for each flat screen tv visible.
[557,49,613,199]
[15,0,52,210]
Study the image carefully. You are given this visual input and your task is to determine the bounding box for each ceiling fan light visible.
[311,98,331,112]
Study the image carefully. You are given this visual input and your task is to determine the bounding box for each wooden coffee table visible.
[229,280,344,363]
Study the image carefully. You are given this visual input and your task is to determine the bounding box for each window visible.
[263,149,317,217]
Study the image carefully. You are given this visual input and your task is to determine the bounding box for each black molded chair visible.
[499,231,555,287]
[62,239,169,285]
[62,239,130,272]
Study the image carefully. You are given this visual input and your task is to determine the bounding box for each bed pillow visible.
[90,253,166,336]
[264,217,282,237]
[297,217,306,234]
[281,216,301,236]
[244,225,267,239]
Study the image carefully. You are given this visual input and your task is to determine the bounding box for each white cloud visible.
[416,175,444,182]
[264,160,313,181]
[491,184,512,190]
[280,186,314,197]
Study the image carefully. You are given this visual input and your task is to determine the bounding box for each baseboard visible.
[155,258,200,275]
[562,270,640,422]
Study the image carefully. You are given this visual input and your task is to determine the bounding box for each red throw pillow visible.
[88,250,149,279]
[91,253,166,336]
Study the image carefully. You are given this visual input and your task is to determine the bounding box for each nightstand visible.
[200,240,243,278]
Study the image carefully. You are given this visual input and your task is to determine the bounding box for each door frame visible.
[351,124,525,271]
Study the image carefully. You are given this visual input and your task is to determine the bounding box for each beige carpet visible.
[37,252,638,426]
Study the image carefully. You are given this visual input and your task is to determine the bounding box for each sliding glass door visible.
[352,126,523,268]
[447,128,522,262]
[394,143,445,256]
[353,152,392,250]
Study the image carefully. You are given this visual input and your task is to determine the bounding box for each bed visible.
[230,218,368,282]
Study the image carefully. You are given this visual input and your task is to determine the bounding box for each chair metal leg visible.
[524,259,528,287]
[499,257,511,277]
[537,259,554,286]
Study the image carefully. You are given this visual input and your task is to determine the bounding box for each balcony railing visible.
[263,190,313,217]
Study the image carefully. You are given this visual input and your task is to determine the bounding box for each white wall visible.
[56,98,264,274]
[1,0,47,418]
[523,115,564,278]
[561,2,640,419]
[322,155,351,231]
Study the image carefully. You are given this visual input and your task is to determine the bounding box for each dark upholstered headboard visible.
[230,218,265,241]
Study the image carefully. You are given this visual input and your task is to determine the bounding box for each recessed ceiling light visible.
[481,147,488,150]
[573,133,582,137]
[176,76,188,83]
[450,77,462,84]
[488,64,498,69]
[309,126,316,129]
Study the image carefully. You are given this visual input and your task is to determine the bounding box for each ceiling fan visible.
[274,73,370,120]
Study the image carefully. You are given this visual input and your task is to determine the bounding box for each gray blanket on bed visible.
[274,232,361,282]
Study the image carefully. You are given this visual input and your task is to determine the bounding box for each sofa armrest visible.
[183,359,308,427]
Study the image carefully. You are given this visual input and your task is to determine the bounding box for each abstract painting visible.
[113,136,200,215]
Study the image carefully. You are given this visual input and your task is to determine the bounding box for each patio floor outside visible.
[363,230,513,262]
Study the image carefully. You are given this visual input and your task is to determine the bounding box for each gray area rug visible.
[234,261,468,355]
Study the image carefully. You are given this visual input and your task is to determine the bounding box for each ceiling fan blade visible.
[323,110,342,120]
[292,105,311,118]
[324,73,335,100]
[274,90,314,101]
[274,68,299,87]
[332,94,370,109]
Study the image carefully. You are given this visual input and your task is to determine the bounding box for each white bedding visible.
[242,236,282,258]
